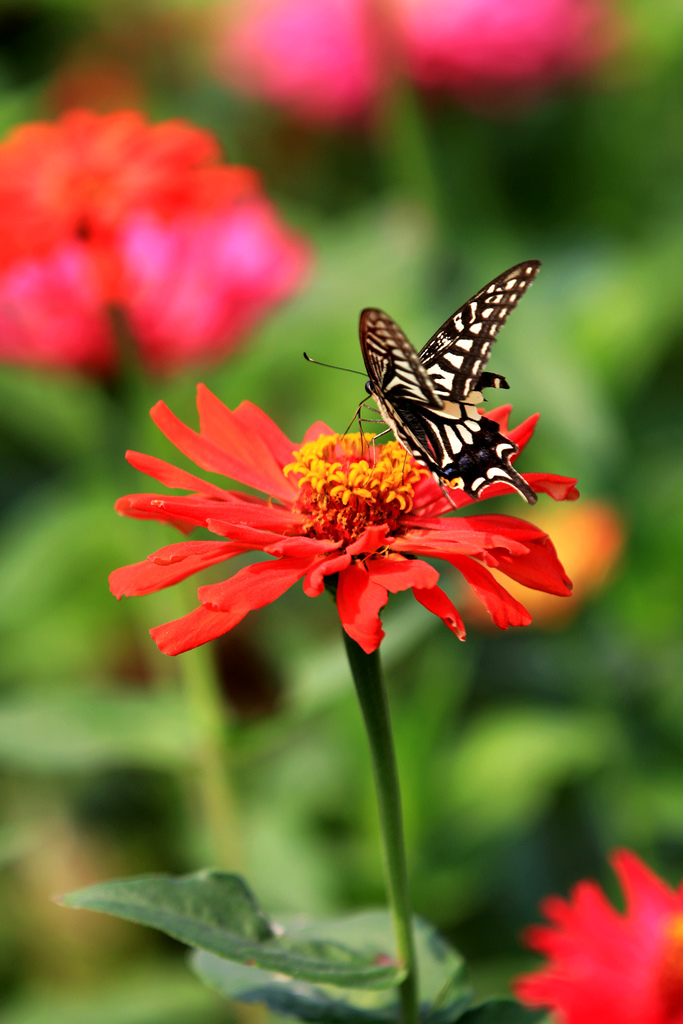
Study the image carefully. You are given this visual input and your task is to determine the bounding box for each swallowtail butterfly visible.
[360,260,540,505]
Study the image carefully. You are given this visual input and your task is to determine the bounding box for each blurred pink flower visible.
[120,202,310,373]
[392,0,615,104]
[214,0,384,125]
[0,109,310,375]
[214,0,616,123]
[0,243,113,374]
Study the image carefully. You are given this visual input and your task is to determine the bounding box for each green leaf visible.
[458,1001,547,1024]
[191,913,472,1023]
[59,872,405,989]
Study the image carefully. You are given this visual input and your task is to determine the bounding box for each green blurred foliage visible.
[0,0,683,1020]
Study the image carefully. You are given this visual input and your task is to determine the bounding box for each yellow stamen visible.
[284,433,425,542]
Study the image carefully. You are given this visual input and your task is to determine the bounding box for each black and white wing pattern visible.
[359,308,441,407]
[419,260,540,403]
[358,261,541,505]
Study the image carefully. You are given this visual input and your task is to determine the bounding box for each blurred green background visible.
[1,0,683,1020]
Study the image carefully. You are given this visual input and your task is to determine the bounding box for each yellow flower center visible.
[659,914,683,1019]
[284,433,425,543]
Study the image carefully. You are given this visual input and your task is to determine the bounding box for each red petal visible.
[150,397,295,502]
[345,524,390,556]
[366,554,439,592]
[393,535,483,559]
[337,562,388,653]
[115,493,237,531]
[302,420,335,443]
[447,554,532,628]
[205,501,301,534]
[411,474,451,515]
[197,385,297,486]
[303,552,352,597]
[524,473,580,501]
[412,585,465,640]
[508,413,540,457]
[455,473,579,504]
[150,604,241,656]
[611,848,680,920]
[232,397,298,469]
[483,404,512,432]
[398,514,541,556]
[110,540,249,597]
[264,535,339,557]
[491,535,573,596]
[125,450,230,497]
[114,493,196,533]
[205,518,299,545]
[197,555,313,612]
[484,404,539,453]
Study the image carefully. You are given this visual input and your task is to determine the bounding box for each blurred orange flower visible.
[463,498,623,627]
[0,110,310,374]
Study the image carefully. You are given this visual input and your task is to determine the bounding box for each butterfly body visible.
[359,261,541,505]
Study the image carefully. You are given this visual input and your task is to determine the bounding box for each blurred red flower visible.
[213,0,617,125]
[110,386,577,655]
[0,110,309,374]
[516,850,683,1024]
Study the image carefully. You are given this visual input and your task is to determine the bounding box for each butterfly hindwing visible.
[394,402,537,504]
[419,260,540,401]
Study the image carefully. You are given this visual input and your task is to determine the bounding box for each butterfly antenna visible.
[303,353,367,377]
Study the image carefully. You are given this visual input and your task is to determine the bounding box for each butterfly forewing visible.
[360,308,441,407]
[419,260,540,402]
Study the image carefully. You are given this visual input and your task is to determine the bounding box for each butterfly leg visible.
[437,476,461,509]
[342,399,370,438]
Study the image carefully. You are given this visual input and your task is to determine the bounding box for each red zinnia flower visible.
[515,850,683,1024]
[0,110,309,374]
[110,386,576,656]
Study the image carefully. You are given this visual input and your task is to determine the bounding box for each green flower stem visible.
[342,632,419,1024]
[176,599,243,872]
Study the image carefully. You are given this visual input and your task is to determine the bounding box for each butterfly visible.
[359,260,541,505]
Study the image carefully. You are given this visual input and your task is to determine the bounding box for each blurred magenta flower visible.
[394,0,615,105]
[214,0,384,125]
[0,110,309,374]
[213,0,616,125]
[516,850,683,1024]
[110,386,576,656]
